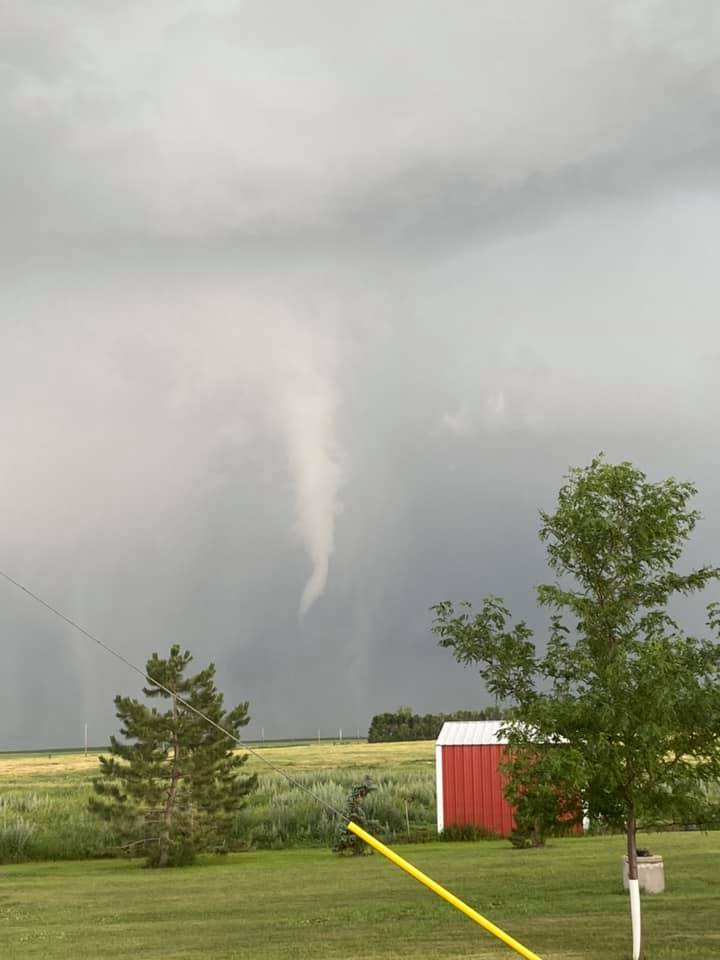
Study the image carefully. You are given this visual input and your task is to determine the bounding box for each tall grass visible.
[0,787,120,862]
[233,769,437,849]
[0,764,438,863]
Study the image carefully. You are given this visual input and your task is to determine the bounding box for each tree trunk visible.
[626,812,638,880]
[159,691,181,868]
[626,809,643,960]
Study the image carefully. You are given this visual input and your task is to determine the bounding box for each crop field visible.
[0,738,436,783]
[2,832,719,959]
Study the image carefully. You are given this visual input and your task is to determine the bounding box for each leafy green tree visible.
[90,645,257,867]
[433,457,720,959]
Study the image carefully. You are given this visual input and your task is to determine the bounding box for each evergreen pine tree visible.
[89,644,257,867]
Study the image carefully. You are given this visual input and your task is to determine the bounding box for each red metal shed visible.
[435,720,514,837]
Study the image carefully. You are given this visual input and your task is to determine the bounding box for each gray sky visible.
[2,1,720,749]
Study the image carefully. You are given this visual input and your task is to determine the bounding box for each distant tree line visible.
[367,705,507,742]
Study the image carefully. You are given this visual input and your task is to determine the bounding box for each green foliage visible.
[367,705,506,742]
[433,456,720,864]
[0,784,122,862]
[89,644,257,867]
[436,822,497,841]
[0,815,35,863]
[0,756,442,861]
[334,776,376,855]
[502,747,582,848]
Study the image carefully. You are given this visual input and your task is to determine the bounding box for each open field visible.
[243,738,436,774]
[0,739,435,784]
[0,741,438,861]
[1,832,719,959]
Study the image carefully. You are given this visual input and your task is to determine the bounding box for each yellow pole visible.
[347,821,543,960]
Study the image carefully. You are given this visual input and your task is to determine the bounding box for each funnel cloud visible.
[273,323,341,616]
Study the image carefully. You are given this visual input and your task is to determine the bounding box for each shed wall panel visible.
[441,744,515,837]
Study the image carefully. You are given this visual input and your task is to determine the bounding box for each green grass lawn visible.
[1,832,718,960]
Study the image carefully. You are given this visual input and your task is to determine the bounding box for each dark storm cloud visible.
[2,1,720,748]
[3,1,720,252]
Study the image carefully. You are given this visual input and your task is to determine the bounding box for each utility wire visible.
[0,567,348,821]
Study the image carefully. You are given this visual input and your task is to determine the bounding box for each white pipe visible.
[628,877,641,960]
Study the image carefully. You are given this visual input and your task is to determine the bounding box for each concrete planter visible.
[623,855,665,894]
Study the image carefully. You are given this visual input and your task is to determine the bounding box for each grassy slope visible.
[1,833,719,960]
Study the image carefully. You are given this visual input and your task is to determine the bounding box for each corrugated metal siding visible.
[436,720,508,746]
[441,744,515,837]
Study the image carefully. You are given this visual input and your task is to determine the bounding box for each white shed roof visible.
[436,720,508,746]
